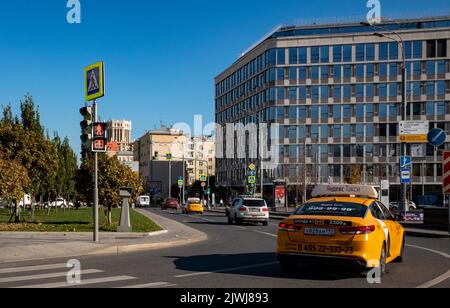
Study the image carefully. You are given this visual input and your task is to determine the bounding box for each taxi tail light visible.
[262,207,269,212]
[279,223,302,232]
[339,225,375,235]
[239,206,247,212]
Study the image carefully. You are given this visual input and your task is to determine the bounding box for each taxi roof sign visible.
[312,184,378,199]
[85,62,105,102]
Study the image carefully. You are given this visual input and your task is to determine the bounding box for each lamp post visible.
[362,21,408,218]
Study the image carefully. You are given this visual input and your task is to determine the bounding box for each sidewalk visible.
[0,209,207,264]
[206,208,450,238]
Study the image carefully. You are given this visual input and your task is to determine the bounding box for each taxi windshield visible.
[295,202,368,218]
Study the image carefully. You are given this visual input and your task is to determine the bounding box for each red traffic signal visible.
[92,122,107,153]
[92,122,107,139]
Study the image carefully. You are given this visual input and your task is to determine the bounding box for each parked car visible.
[227,197,269,226]
[18,195,32,208]
[49,198,69,208]
[136,195,150,208]
[162,198,180,210]
[389,201,417,212]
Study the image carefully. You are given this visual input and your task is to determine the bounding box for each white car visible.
[136,196,150,208]
[227,197,269,226]
[389,201,417,212]
[50,198,69,208]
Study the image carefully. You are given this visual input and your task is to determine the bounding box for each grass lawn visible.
[0,208,162,233]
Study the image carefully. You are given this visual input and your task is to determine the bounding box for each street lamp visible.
[362,21,409,217]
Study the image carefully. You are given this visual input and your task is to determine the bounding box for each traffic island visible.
[0,209,207,263]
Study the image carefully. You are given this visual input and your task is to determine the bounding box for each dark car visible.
[162,198,180,210]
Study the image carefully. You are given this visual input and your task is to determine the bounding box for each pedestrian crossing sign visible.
[85,62,105,102]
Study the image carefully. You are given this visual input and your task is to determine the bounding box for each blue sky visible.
[1,0,450,154]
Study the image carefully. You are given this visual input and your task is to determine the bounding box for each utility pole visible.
[168,159,172,199]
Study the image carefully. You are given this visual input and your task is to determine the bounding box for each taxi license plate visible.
[298,244,354,255]
[304,228,336,236]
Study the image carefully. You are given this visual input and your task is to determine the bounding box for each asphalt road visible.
[0,208,449,288]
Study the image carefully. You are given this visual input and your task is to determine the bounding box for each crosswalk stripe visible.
[118,282,176,288]
[0,263,68,274]
[0,269,102,284]
[14,275,136,288]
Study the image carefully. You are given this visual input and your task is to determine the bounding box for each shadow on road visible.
[186,221,230,226]
[166,252,363,281]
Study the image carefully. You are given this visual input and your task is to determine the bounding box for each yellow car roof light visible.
[312,184,379,200]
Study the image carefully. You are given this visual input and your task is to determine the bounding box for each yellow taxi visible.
[182,198,204,215]
[277,184,405,274]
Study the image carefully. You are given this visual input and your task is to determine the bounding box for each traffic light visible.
[80,106,93,152]
[92,122,108,153]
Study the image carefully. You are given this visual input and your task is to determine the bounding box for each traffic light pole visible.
[93,100,99,243]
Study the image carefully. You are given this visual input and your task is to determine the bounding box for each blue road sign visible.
[249,170,256,177]
[401,168,412,184]
[400,156,412,169]
[428,128,446,147]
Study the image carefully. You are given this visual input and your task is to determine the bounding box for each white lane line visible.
[0,269,102,284]
[254,230,277,238]
[416,270,450,289]
[175,262,278,278]
[119,282,176,288]
[406,244,450,259]
[0,263,67,274]
[15,275,136,288]
[234,226,247,230]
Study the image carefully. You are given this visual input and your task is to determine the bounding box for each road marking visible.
[234,226,247,230]
[174,262,278,278]
[0,263,67,274]
[416,270,450,289]
[406,244,450,259]
[254,230,277,238]
[15,275,136,288]
[119,282,176,288]
[0,269,102,284]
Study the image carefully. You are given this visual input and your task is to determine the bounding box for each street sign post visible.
[84,61,105,243]
[399,121,429,143]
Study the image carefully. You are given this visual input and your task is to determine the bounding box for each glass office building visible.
[215,16,450,203]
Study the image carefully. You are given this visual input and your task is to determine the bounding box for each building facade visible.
[186,136,216,185]
[215,16,450,204]
[133,126,188,199]
[106,120,134,165]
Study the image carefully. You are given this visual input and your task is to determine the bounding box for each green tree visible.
[77,154,143,225]
[0,155,30,222]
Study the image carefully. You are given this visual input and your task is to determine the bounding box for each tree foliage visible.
[0,155,30,203]
[0,95,77,206]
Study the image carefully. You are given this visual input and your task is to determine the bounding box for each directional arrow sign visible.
[428,128,446,148]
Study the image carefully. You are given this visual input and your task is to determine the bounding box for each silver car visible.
[227,197,269,226]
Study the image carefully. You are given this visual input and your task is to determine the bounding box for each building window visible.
[311,47,320,64]
[379,63,388,77]
[356,44,365,62]
[321,46,329,63]
[379,43,388,60]
[389,42,398,60]
[343,45,352,62]
[333,45,342,63]
[289,48,298,64]
[277,48,286,65]
[289,67,297,80]
[299,47,308,64]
